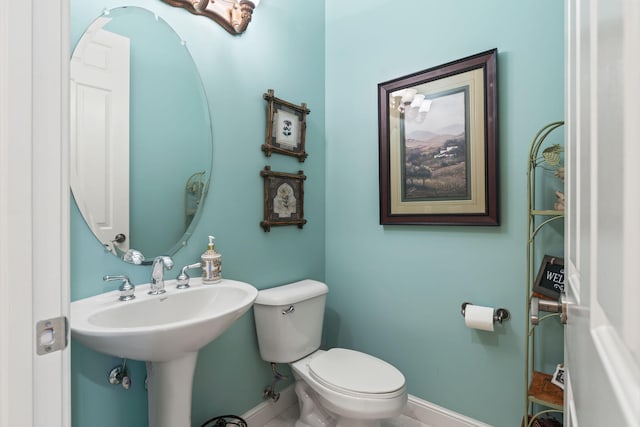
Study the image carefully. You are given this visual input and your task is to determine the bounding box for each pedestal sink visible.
[71,278,257,427]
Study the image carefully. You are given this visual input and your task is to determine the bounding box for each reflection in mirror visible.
[70,7,213,264]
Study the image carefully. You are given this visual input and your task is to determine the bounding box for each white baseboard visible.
[404,394,492,427]
[241,384,297,427]
[242,384,492,427]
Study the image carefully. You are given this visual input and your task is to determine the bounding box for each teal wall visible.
[324,1,564,427]
[70,1,564,427]
[70,1,325,426]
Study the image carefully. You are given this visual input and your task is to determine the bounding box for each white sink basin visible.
[71,278,257,362]
[71,278,258,427]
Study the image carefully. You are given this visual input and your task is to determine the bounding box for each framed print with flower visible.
[378,49,499,225]
[262,89,310,162]
[260,166,307,232]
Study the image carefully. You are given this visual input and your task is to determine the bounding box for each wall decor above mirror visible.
[161,0,261,35]
[70,6,213,264]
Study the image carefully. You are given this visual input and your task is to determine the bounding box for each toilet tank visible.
[253,280,328,363]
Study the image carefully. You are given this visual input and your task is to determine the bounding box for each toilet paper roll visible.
[464,304,495,332]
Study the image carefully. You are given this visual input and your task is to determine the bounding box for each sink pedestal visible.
[146,352,198,427]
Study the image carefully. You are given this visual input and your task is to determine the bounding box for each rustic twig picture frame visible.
[260,166,307,232]
[262,89,310,162]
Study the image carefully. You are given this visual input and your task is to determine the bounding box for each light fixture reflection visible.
[419,99,432,113]
[391,89,433,118]
[410,94,425,109]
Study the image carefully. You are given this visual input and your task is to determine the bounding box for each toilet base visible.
[335,419,381,427]
[293,380,386,427]
[294,381,334,427]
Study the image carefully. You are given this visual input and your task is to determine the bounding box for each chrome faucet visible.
[149,256,174,295]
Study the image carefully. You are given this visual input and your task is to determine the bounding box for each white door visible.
[70,17,131,254]
[0,1,70,427]
[564,1,640,426]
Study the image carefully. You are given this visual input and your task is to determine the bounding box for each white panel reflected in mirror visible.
[70,7,213,264]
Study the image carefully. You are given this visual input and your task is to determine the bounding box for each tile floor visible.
[262,404,430,427]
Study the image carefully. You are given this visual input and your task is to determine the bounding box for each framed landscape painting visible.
[378,49,499,225]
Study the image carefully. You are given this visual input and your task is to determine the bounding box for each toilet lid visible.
[308,348,405,395]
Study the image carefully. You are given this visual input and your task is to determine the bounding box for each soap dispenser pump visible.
[201,235,222,284]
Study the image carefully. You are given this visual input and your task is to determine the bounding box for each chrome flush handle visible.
[281,305,295,315]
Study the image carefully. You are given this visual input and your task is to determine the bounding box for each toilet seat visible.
[308,348,405,398]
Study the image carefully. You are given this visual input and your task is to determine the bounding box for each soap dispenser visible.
[201,235,222,284]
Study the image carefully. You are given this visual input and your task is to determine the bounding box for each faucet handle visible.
[176,263,202,289]
[103,275,135,301]
[155,256,174,270]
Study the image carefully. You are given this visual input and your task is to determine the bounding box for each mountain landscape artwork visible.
[402,89,469,201]
[379,49,498,225]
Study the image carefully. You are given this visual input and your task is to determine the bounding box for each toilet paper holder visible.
[461,302,511,324]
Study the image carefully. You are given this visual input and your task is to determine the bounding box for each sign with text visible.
[533,255,565,299]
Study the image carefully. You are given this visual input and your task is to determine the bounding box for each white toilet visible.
[253,280,407,427]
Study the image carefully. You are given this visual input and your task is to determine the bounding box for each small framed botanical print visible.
[262,89,310,162]
[260,166,307,232]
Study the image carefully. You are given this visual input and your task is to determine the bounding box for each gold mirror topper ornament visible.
[162,0,260,35]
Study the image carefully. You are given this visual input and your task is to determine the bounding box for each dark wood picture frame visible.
[262,89,310,162]
[260,166,307,232]
[533,255,565,299]
[378,49,499,225]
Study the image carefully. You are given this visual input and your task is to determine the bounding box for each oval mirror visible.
[70,7,212,264]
